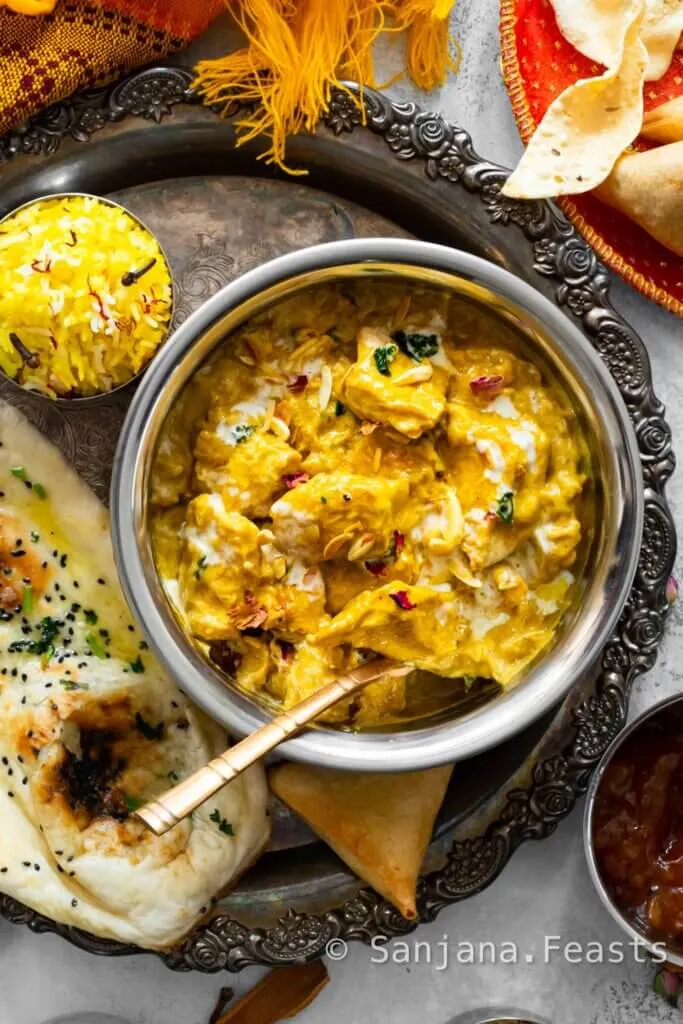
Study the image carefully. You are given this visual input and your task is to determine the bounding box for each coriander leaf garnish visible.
[21,585,33,616]
[10,467,47,498]
[495,491,515,525]
[83,609,98,625]
[209,808,235,836]
[123,794,143,813]
[60,679,87,691]
[229,423,255,445]
[392,330,439,362]
[85,631,107,659]
[9,615,59,655]
[334,400,346,416]
[129,656,145,674]
[389,590,416,611]
[30,531,39,543]
[373,343,398,377]
[194,555,207,580]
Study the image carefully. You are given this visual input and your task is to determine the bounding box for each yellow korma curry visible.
[150,282,589,726]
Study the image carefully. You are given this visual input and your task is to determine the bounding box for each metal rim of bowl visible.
[583,691,683,967]
[0,191,174,406]
[446,1011,553,1024]
[111,238,644,772]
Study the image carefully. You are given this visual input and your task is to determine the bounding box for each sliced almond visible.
[347,532,377,561]
[323,532,353,560]
[443,487,465,547]
[427,489,464,556]
[289,334,329,368]
[262,398,276,433]
[272,556,288,580]
[393,364,433,386]
[360,421,378,436]
[318,365,333,411]
[258,528,276,544]
[449,551,482,589]
[274,400,292,425]
[493,564,522,591]
[393,295,412,328]
[302,567,321,588]
[263,368,287,384]
[270,416,291,441]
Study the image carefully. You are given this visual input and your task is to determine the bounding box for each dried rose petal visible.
[470,374,504,395]
[232,591,268,631]
[389,590,416,610]
[236,606,268,631]
[365,560,387,577]
[287,374,309,393]
[393,530,405,555]
[209,642,242,677]
[277,639,295,662]
[666,575,679,606]
[283,471,310,489]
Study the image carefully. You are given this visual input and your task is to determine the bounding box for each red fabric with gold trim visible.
[0,1,223,139]
[501,0,683,316]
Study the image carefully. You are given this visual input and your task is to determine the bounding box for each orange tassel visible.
[193,0,459,171]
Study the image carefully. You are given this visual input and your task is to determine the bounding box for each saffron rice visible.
[0,194,173,399]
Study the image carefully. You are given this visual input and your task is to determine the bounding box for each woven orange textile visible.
[501,0,683,317]
[0,1,222,136]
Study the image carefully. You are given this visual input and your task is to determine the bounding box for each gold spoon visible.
[135,657,411,836]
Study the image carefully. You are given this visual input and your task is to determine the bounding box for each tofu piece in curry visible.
[150,281,590,727]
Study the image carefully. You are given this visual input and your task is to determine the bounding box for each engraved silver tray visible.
[0,65,676,973]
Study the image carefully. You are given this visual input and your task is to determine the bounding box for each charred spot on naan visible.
[20,691,178,829]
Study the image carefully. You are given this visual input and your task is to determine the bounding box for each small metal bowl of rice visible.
[0,192,173,402]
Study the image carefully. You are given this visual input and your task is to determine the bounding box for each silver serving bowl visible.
[111,238,643,772]
[0,191,174,405]
[584,693,683,966]
[447,1012,552,1024]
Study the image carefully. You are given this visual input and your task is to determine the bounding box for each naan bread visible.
[503,0,648,199]
[594,141,683,254]
[270,762,454,919]
[549,0,683,81]
[0,403,269,949]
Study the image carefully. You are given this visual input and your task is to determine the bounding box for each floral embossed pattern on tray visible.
[0,65,676,972]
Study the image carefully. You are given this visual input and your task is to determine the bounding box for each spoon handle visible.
[135,658,409,836]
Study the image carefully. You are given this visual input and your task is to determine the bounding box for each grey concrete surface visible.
[2,3,681,1022]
